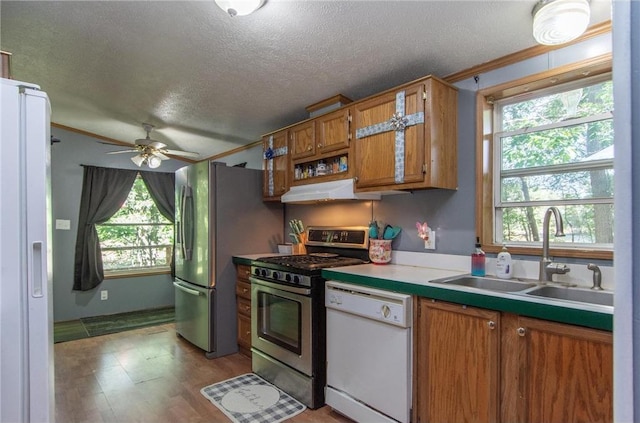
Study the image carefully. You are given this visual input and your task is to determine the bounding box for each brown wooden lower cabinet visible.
[235,264,252,357]
[415,299,500,423]
[504,314,613,423]
[414,298,613,423]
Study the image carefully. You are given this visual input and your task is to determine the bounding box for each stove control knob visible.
[381,304,391,318]
[254,268,260,276]
[260,269,267,277]
[285,273,292,282]
[293,275,300,284]
[272,271,280,280]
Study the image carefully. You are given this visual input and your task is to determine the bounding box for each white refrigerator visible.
[0,78,54,422]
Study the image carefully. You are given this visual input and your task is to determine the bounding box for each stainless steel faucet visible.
[588,263,603,290]
[539,207,571,282]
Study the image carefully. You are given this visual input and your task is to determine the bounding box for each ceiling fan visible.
[107,123,200,168]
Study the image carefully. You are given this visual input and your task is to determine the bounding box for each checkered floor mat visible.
[200,373,306,423]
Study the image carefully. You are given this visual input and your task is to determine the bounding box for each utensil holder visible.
[369,239,392,264]
[292,233,307,255]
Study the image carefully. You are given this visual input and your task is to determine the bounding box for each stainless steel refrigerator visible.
[174,161,283,358]
[0,78,54,422]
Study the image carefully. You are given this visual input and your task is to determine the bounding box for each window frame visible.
[475,54,613,260]
[98,175,174,278]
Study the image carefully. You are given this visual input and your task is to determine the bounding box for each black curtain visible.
[140,170,175,222]
[73,166,138,291]
[140,170,176,276]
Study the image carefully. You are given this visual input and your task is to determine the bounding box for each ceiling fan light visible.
[214,0,264,17]
[147,155,162,169]
[532,0,590,46]
[131,154,146,167]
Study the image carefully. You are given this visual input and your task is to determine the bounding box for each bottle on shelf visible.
[316,160,327,176]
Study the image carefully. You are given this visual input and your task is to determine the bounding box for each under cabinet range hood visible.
[280,179,382,204]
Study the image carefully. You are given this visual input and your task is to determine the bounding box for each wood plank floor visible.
[54,323,353,423]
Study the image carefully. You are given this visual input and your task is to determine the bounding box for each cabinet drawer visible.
[236,264,251,283]
[236,280,251,299]
[237,313,251,350]
[237,296,251,318]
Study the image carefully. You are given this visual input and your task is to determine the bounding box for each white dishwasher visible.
[325,281,412,423]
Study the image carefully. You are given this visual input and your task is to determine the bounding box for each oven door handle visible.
[249,277,311,296]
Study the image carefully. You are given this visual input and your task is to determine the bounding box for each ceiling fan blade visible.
[107,149,140,154]
[148,141,167,150]
[153,152,170,161]
[164,149,200,158]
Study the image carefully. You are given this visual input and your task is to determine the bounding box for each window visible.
[97,176,173,276]
[476,58,613,259]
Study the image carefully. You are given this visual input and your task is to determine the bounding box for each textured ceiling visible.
[1,0,612,160]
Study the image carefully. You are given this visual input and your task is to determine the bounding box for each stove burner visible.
[309,253,339,258]
[256,254,365,270]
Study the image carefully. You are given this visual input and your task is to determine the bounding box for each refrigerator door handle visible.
[180,185,194,261]
[30,241,44,298]
[176,186,185,248]
[173,281,202,296]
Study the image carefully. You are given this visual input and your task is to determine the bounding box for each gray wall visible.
[50,127,187,322]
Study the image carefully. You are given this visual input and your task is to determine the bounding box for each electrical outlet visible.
[100,290,108,300]
[423,229,436,250]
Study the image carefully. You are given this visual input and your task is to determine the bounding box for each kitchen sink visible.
[430,276,538,293]
[525,285,613,307]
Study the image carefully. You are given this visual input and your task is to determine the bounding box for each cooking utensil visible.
[369,221,379,239]
[383,225,402,240]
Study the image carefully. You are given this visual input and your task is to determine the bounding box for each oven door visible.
[250,277,312,376]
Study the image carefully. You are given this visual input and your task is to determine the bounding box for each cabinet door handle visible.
[317,143,322,148]
[307,145,312,151]
[487,320,496,330]
[517,327,526,337]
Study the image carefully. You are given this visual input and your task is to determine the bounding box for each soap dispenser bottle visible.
[495,245,513,279]
[471,237,486,276]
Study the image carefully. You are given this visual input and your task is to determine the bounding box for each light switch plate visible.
[55,219,71,230]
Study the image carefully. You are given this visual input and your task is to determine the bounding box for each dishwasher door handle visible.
[173,282,202,296]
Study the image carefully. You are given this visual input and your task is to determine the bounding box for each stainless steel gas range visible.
[249,226,370,409]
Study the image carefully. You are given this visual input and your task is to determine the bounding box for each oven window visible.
[257,291,302,354]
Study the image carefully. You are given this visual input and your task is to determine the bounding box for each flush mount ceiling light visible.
[532,0,591,45]
[214,0,265,17]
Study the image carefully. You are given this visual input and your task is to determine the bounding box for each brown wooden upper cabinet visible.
[290,120,316,161]
[353,76,458,192]
[315,107,351,156]
[262,129,289,201]
[289,107,354,186]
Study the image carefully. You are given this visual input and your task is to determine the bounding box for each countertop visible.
[232,255,613,331]
[322,263,613,331]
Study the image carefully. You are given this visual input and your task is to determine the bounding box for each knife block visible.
[292,233,307,255]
